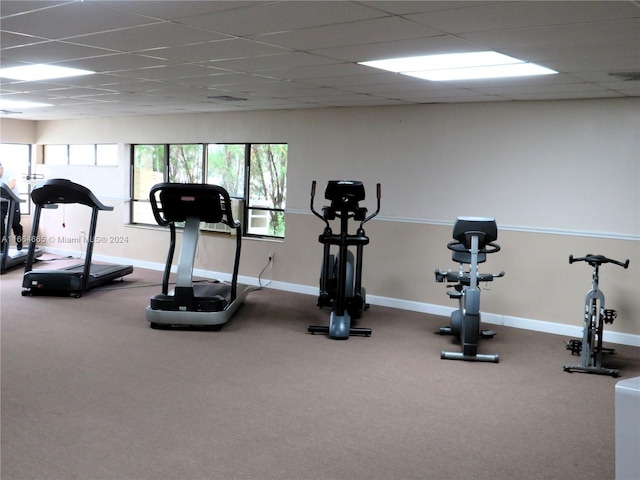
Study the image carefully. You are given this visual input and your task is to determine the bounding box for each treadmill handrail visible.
[30,178,113,211]
[149,182,239,229]
[0,183,24,203]
[1,183,19,272]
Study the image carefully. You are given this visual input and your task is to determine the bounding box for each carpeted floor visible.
[1,261,639,480]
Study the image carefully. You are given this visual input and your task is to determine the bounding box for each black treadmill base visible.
[149,294,228,312]
[22,288,84,298]
[22,264,133,298]
[149,322,224,331]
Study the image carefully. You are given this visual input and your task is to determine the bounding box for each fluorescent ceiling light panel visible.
[359,52,558,81]
[0,99,54,109]
[0,64,94,81]
[407,63,557,81]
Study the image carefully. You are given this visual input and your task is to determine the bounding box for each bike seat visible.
[452,217,498,249]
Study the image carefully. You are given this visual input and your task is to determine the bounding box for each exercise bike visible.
[308,180,381,340]
[435,217,505,362]
[563,254,630,377]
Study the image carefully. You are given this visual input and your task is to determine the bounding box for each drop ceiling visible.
[1,0,639,120]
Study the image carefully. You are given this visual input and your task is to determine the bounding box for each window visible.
[43,143,117,166]
[207,144,245,197]
[96,144,118,166]
[43,144,68,165]
[169,144,203,183]
[248,144,287,237]
[131,143,287,238]
[69,144,95,165]
[0,143,34,214]
[132,144,165,225]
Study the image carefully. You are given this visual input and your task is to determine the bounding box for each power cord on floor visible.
[94,263,273,293]
[258,255,273,288]
[88,255,274,293]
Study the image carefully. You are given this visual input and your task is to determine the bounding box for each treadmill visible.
[22,178,133,297]
[1,183,42,273]
[145,183,251,329]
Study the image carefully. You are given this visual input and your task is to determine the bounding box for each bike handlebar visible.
[447,240,501,255]
[569,254,630,269]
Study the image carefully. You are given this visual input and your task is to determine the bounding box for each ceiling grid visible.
[0,0,638,120]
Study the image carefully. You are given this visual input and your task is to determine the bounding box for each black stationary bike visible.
[435,217,505,362]
[563,254,630,377]
[308,180,381,340]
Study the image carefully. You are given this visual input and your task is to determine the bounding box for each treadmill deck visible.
[22,263,134,297]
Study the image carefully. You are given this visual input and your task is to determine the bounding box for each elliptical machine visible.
[308,180,381,340]
[563,254,630,377]
[435,217,505,362]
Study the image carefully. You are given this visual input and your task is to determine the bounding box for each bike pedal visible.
[481,330,496,338]
[603,309,617,324]
[566,339,582,355]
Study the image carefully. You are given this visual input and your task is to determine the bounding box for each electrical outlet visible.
[268,251,274,263]
[483,281,491,290]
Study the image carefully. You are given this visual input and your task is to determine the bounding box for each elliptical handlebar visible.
[310,180,330,227]
[360,183,381,227]
[569,254,630,269]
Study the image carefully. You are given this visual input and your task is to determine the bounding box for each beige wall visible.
[31,98,639,236]
[3,98,639,342]
[0,118,36,144]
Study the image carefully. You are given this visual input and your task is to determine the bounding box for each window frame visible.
[130,142,287,239]
[0,142,35,215]
[43,143,118,166]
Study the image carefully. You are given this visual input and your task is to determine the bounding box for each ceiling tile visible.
[177,1,387,36]
[251,16,443,51]
[69,22,231,52]
[0,0,637,120]
[406,1,640,33]
[1,1,155,39]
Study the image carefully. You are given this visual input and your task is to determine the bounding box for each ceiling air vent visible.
[608,71,640,81]
[207,95,247,102]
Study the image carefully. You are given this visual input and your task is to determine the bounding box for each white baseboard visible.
[40,247,640,348]
[365,294,640,347]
